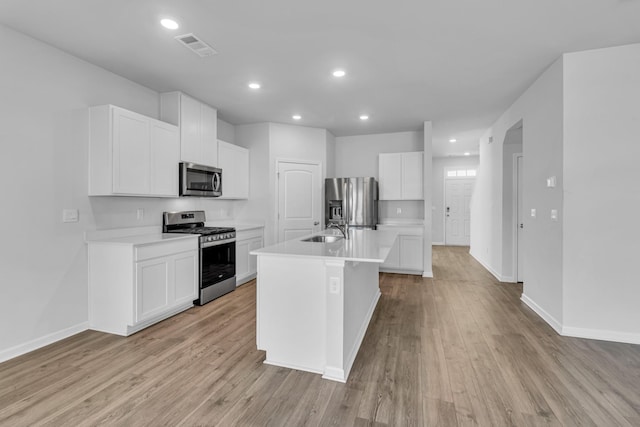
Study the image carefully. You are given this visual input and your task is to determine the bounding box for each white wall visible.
[472,57,564,327]
[562,44,640,341]
[217,118,236,143]
[235,123,329,246]
[432,156,479,245]
[326,131,336,178]
[335,131,423,178]
[0,25,236,361]
[234,122,271,234]
[423,122,434,277]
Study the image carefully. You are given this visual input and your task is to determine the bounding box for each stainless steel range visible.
[163,210,236,305]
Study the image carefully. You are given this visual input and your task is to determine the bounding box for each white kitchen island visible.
[251,228,397,382]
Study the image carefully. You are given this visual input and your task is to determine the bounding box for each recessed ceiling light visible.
[359,115,369,121]
[332,69,346,78]
[449,138,457,143]
[160,19,179,30]
[248,82,261,89]
[464,152,470,156]
[292,114,302,120]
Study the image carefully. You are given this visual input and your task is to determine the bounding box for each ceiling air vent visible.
[175,33,217,57]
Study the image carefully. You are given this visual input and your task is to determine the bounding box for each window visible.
[446,168,477,178]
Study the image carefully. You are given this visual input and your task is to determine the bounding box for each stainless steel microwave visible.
[179,162,222,197]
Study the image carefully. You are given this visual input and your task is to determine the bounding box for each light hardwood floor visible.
[1,246,640,426]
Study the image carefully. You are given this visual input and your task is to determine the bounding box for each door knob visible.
[314,221,319,226]
[519,223,524,229]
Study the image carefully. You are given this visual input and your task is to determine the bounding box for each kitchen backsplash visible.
[378,200,424,221]
[89,196,236,230]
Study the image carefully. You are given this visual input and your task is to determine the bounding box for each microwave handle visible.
[212,173,220,192]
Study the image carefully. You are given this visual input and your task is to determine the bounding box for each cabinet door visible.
[235,145,249,198]
[401,152,423,200]
[248,237,263,276]
[173,250,198,305]
[399,235,423,271]
[200,104,218,167]
[150,121,180,196]
[218,141,249,199]
[135,257,170,323]
[381,237,400,269]
[113,108,150,194]
[217,141,236,197]
[379,153,402,200]
[180,94,202,164]
[235,239,251,282]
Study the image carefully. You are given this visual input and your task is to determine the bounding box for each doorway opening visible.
[502,119,523,283]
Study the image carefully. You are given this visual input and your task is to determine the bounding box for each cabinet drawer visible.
[135,238,197,261]
[236,227,263,241]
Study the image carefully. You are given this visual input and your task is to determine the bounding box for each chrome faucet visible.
[327,222,349,239]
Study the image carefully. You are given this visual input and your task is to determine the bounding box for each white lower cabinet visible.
[377,225,424,275]
[235,227,264,285]
[88,236,198,336]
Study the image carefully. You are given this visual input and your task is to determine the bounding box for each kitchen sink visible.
[301,235,343,243]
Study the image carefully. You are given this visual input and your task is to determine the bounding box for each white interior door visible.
[516,155,524,282]
[445,178,474,246]
[277,161,321,242]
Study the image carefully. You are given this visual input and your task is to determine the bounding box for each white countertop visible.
[85,232,198,246]
[205,221,264,231]
[251,229,398,263]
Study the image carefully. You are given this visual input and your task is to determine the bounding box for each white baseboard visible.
[322,366,347,383]
[520,294,562,334]
[501,275,516,283]
[422,270,433,278]
[432,241,445,246]
[0,322,89,364]
[469,250,504,282]
[562,326,640,346]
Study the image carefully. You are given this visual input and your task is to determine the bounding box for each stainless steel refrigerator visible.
[325,177,378,230]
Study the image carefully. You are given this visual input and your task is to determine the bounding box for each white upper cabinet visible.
[217,140,249,199]
[379,153,402,200]
[378,151,424,200]
[160,91,218,167]
[89,105,179,197]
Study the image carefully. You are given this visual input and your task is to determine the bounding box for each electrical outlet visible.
[329,277,341,294]
[551,209,558,221]
[62,209,79,223]
[531,208,536,218]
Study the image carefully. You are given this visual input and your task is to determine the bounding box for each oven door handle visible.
[201,238,236,248]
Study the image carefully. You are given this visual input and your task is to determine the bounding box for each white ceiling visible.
[1,0,640,157]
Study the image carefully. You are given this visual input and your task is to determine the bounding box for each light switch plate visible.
[136,208,144,220]
[396,207,402,214]
[62,209,79,223]
[546,176,557,188]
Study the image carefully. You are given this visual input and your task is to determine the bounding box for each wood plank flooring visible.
[2,246,640,426]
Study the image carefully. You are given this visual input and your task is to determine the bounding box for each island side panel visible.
[256,255,327,374]
[323,260,346,382]
[343,261,381,378]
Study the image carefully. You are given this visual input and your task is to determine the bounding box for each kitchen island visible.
[251,228,398,382]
